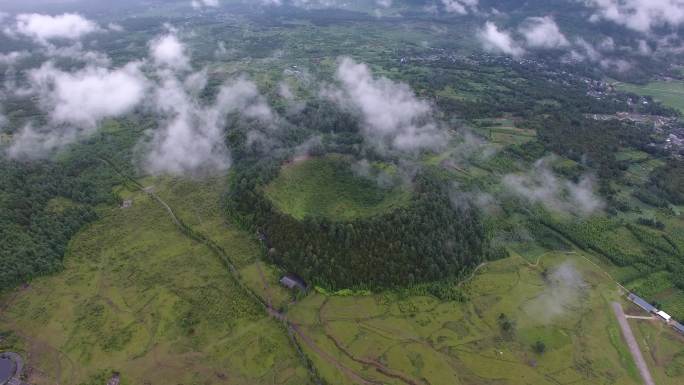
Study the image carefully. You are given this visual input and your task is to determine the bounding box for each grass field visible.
[284,252,684,385]
[616,81,684,113]
[470,118,536,148]
[0,179,310,385]
[264,155,411,221]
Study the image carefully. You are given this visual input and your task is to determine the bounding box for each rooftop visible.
[673,321,684,334]
[280,274,307,291]
[0,357,13,385]
[627,293,658,313]
[657,310,672,321]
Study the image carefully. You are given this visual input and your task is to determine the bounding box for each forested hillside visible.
[0,119,147,290]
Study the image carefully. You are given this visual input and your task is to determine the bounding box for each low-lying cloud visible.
[150,33,190,72]
[479,17,568,55]
[586,0,684,33]
[6,29,274,177]
[478,22,525,57]
[519,16,569,49]
[524,261,588,323]
[192,0,219,8]
[503,158,604,217]
[325,57,446,154]
[477,16,632,72]
[441,0,479,15]
[142,32,273,176]
[566,37,632,72]
[8,61,148,157]
[5,13,100,44]
[28,62,147,127]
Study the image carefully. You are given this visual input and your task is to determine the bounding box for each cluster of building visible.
[585,79,616,99]
[628,293,684,335]
[665,131,684,156]
[586,112,676,127]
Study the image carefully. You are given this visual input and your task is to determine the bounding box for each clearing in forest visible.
[265,155,412,221]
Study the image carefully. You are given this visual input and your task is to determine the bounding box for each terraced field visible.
[0,179,310,385]
[285,253,684,385]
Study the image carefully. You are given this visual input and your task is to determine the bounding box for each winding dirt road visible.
[612,302,655,385]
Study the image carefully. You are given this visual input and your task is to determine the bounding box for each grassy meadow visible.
[471,118,537,148]
[0,179,310,385]
[264,155,411,221]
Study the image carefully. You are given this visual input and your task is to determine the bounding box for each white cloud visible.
[107,23,124,32]
[504,158,604,217]
[7,13,100,44]
[184,69,209,95]
[0,51,29,66]
[565,37,632,72]
[478,22,525,57]
[8,61,148,157]
[149,33,190,71]
[586,0,684,33]
[637,39,653,55]
[28,62,148,127]
[278,82,295,100]
[519,16,569,49]
[524,262,588,323]
[568,37,602,61]
[142,29,273,175]
[42,42,111,66]
[6,26,277,173]
[325,57,446,154]
[597,36,615,51]
[441,0,478,15]
[8,124,78,158]
[142,73,273,176]
[192,0,219,8]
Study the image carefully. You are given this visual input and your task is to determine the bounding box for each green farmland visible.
[285,253,684,385]
[617,81,684,113]
[0,180,309,385]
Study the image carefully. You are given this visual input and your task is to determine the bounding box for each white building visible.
[656,310,672,323]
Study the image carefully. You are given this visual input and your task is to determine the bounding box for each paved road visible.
[612,302,656,385]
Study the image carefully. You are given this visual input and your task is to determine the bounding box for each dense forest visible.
[0,159,98,289]
[0,119,146,291]
[651,159,684,205]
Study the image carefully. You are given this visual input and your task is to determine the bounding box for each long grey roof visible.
[673,321,684,334]
[627,293,658,313]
